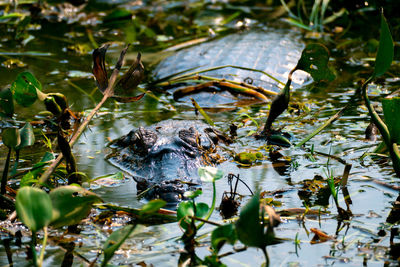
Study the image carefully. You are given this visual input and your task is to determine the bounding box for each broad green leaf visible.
[211,224,237,253]
[295,44,335,82]
[20,172,37,187]
[382,97,400,143]
[2,128,21,148]
[177,201,209,230]
[10,72,41,107]
[49,186,102,228]
[16,123,35,150]
[15,187,53,232]
[198,166,223,182]
[374,14,394,78]
[183,189,203,199]
[139,199,166,216]
[0,88,14,117]
[236,192,264,248]
[102,224,136,267]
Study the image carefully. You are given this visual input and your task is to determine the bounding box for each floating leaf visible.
[198,166,223,182]
[102,224,136,267]
[0,88,14,117]
[16,122,35,150]
[2,127,21,149]
[373,13,394,78]
[49,186,102,228]
[139,199,166,216]
[15,187,53,232]
[211,224,237,253]
[382,97,400,143]
[10,72,41,107]
[295,44,335,82]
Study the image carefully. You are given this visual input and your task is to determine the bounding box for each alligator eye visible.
[131,127,157,154]
[178,127,199,147]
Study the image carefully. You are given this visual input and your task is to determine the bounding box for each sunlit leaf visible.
[211,224,237,253]
[139,199,166,216]
[16,122,35,150]
[382,97,400,143]
[374,14,394,78]
[49,186,102,228]
[10,72,41,107]
[20,172,37,188]
[2,127,21,149]
[198,166,223,182]
[295,44,335,82]
[0,88,14,117]
[183,189,203,199]
[15,187,53,232]
[102,224,136,267]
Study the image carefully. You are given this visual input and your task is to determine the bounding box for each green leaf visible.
[49,186,102,228]
[16,123,35,150]
[183,189,203,199]
[15,187,53,232]
[0,88,14,117]
[382,97,400,143]
[20,152,55,187]
[198,166,223,182]
[211,224,237,253]
[139,199,166,216]
[235,192,264,248]
[295,44,335,82]
[2,128,21,149]
[20,172,37,188]
[10,72,41,107]
[373,14,394,78]
[102,224,136,267]
[177,201,209,230]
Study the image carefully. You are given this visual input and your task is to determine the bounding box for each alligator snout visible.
[107,120,220,204]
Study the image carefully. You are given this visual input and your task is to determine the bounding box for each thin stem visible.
[31,231,38,267]
[196,181,216,230]
[1,147,12,195]
[262,247,269,267]
[38,226,48,267]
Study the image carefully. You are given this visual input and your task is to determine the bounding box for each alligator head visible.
[107,120,225,204]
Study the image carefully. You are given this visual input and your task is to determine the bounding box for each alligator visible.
[107,120,226,204]
[154,27,310,103]
[107,28,309,203]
